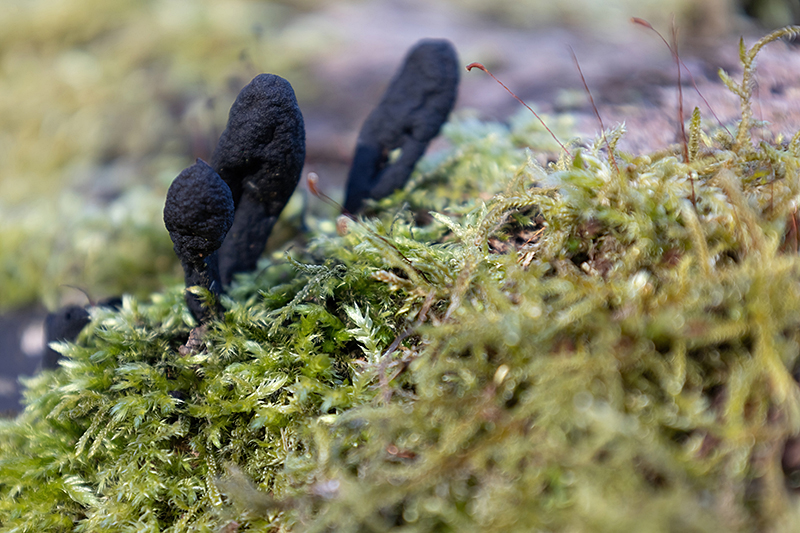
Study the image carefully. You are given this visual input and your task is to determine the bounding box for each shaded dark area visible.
[38,297,122,372]
[42,306,90,369]
[0,310,45,415]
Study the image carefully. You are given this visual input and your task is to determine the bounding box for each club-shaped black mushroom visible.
[163,159,234,322]
[211,74,306,286]
[343,39,459,213]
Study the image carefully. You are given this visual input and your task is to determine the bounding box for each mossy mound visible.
[3,29,800,532]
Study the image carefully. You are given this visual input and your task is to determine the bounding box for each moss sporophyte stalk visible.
[5,28,800,532]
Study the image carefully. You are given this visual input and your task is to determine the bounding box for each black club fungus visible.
[343,39,459,213]
[211,74,306,285]
[163,158,235,322]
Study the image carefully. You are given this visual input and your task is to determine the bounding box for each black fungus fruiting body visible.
[163,158,234,322]
[42,305,91,369]
[343,39,459,213]
[211,73,306,285]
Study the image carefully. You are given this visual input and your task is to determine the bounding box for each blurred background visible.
[0,0,798,411]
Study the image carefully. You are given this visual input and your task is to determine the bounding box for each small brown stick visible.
[568,46,620,174]
[59,285,94,305]
[466,62,569,155]
[754,82,766,143]
[308,172,354,219]
[377,290,436,403]
[632,17,700,206]
[631,17,732,139]
[377,327,414,403]
[770,179,774,215]
[670,21,689,164]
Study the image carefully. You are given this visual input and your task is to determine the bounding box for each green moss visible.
[3,27,800,533]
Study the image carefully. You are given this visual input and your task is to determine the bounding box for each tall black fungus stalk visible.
[211,74,306,286]
[163,159,234,323]
[343,39,459,213]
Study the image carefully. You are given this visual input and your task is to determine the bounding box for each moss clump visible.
[3,28,800,532]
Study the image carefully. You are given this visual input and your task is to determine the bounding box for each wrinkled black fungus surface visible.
[211,74,306,285]
[42,306,90,369]
[163,159,234,322]
[164,159,234,261]
[343,39,459,213]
